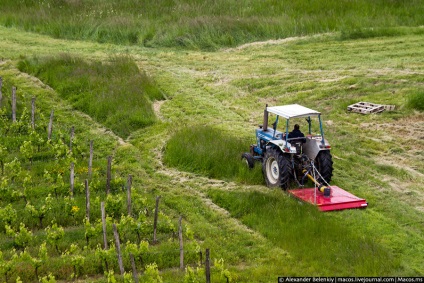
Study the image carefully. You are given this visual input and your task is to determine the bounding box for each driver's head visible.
[294,124,300,130]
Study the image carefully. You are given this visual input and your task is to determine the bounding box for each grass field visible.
[0,0,423,49]
[0,1,424,282]
[18,54,163,137]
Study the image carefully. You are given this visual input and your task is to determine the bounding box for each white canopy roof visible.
[267,104,321,119]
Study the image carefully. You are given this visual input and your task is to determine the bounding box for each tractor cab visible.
[254,104,330,160]
[243,104,333,190]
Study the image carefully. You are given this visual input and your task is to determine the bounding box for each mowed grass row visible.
[156,31,424,276]
[0,4,421,282]
[18,54,164,138]
[161,125,415,276]
[207,189,402,276]
[0,0,423,49]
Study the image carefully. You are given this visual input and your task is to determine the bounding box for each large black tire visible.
[315,150,333,184]
[262,147,292,190]
[241,152,255,169]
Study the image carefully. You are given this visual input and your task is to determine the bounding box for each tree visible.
[62,243,85,280]
[214,258,232,283]
[29,129,44,152]
[106,194,123,219]
[20,140,35,167]
[45,223,64,254]
[0,204,17,228]
[83,218,102,247]
[184,266,204,283]
[25,194,53,228]
[18,244,47,282]
[4,158,21,183]
[0,250,17,283]
[125,241,149,270]
[118,215,138,243]
[39,273,56,283]
[143,263,162,283]
[95,243,116,273]
[0,145,7,174]
[43,170,66,198]
[5,223,33,249]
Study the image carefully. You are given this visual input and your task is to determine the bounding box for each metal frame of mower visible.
[243,104,333,190]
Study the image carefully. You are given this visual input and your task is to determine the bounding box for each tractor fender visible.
[267,140,297,154]
[303,135,331,160]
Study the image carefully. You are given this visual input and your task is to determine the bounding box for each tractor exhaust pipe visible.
[263,104,268,131]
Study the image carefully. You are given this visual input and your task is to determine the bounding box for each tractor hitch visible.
[302,169,331,197]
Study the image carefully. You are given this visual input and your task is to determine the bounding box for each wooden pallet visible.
[347,102,395,114]
[383,104,396,111]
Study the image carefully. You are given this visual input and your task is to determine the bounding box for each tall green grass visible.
[1,0,423,50]
[208,189,402,276]
[18,54,163,138]
[163,126,263,185]
[407,90,424,111]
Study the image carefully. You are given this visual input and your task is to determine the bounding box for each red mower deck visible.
[288,186,368,211]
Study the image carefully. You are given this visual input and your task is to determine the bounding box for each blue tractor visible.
[243,104,333,190]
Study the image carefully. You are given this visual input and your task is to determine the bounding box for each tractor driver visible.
[288,124,306,142]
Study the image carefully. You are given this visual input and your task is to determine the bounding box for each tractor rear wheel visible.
[262,147,292,190]
[315,150,333,183]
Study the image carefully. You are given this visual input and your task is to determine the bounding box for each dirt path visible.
[153,100,166,121]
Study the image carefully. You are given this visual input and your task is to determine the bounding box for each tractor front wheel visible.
[262,147,292,190]
[241,152,255,169]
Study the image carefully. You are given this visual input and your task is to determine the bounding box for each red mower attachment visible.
[288,186,368,212]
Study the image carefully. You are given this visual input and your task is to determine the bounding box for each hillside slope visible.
[0,26,423,281]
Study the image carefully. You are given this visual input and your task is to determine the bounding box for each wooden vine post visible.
[153,196,160,244]
[12,86,16,122]
[101,202,108,250]
[113,224,125,275]
[88,140,93,178]
[0,77,2,107]
[126,174,132,216]
[130,253,139,283]
[85,179,90,221]
[48,110,54,140]
[106,156,112,194]
[179,216,184,270]
[205,248,211,283]
[70,162,74,197]
[31,97,36,129]
[69,126,74,153]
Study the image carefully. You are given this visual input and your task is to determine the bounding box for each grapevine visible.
[0,77,204,282]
